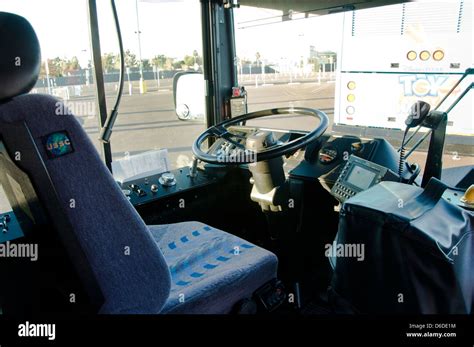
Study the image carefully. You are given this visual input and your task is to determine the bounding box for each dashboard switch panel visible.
[121,169,218,206]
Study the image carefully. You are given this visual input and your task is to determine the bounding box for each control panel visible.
[288,135,379,184]
[254,279,286,312]
[121,168,220,206]
[0,211,24,243]
[442,187,474,211]
[331,155,398,202]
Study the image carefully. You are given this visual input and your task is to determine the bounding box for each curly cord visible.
[398,129,408,180]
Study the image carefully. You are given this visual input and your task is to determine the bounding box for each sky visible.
[0,0,343,67]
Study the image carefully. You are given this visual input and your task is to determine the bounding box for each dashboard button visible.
[159,172,177,187]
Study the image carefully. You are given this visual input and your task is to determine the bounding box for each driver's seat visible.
[0,12,278,314]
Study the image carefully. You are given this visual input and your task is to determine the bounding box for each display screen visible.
[346,165,377,190]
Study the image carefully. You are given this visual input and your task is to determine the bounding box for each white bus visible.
[334,0,473,135]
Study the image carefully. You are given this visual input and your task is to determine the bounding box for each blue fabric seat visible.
[149,222,278,314]
[0,12,278,314]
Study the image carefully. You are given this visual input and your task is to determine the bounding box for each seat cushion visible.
[149,222,278,314]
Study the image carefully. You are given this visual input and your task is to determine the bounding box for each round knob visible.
[159,172,176,187]
[151,184,159,193]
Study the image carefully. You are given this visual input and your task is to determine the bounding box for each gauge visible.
[319,146,338,164]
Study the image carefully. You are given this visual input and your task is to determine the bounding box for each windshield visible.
[233,0,473,169]
[234,6,341,132]
[1,0,472,176]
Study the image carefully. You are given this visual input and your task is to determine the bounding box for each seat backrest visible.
[0,12,171,313]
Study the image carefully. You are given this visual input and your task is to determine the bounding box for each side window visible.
[97,0,206,180]
[2,0,207,181]
[1,0,101,154]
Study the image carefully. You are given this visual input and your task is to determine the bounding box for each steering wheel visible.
[192,107,329,164]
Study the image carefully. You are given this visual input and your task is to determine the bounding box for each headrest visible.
[0,12,41,102]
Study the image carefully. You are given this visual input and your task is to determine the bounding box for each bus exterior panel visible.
[335,0,473,135]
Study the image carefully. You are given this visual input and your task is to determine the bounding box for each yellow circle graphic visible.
[407,51,417,61]
[433,50,444,61]
[420,50,430,61]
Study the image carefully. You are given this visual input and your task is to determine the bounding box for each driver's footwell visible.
[269,289,335,315]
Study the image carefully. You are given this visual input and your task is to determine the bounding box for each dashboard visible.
[285,133,401,191]
[121,127,403,207]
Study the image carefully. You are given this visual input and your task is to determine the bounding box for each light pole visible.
[80,49,90,87]
[193,49,199,71]
[153,65,160,90]
[44,59,52,95]
[126,67,132,95]
[135,0,145,94]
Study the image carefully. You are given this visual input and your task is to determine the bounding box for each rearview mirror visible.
[173,71,205,121]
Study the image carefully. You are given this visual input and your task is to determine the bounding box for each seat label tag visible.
[42,131,74,159]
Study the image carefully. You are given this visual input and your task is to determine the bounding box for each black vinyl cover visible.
[331,178,473,314]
